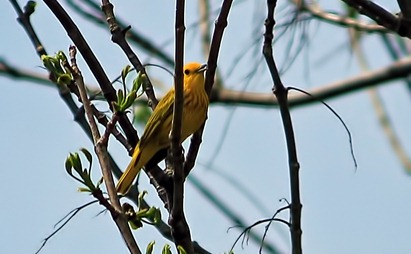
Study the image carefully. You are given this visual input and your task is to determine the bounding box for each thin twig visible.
[259,205,291,254]
[69,46,141,254]
[35,200,98,254]
[189,175,282,254]
[288,87,358,170]
[229,217,289,253]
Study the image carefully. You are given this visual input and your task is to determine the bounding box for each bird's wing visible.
[139,89,174,147]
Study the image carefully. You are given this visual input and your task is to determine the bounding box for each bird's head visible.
[183,62,207,88]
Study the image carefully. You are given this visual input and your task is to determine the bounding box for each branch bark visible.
[169,1,194,252]
[264,0,302,253]
[341,0,411,38]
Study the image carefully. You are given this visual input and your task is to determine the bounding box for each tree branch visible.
[65,0,174,67]
[69,46,141,254]
[101,0,159,108]
[43,0,138,147]
[9,2,211,252]
[398,0,411,20]
[293,0,389,33]
[169,0,194,252]
[184,0,234,177]
[263,0,302,253]
[4,55,411,108]
[341,0,411,38]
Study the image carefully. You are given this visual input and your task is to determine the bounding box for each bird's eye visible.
[184,69,190,75]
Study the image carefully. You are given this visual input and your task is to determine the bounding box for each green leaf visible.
[162,244,172,254]
[132,72,144,92]
[146,241,155,254]
[65,154,73,176]
[122,91,137,111]
[117,89,124,104]
[121,65,132,87]
[56,74,72,86]
[77,187,92,193]
[41,55,54,72]
[50,57,64,75]
[144,207,157,220]
[71,152,82,174]
[153,208,161,224]
[80,148,92,163]
[129,219,143,230]
[56,51,68,62]
[140,73,149,91]
[113,102,121,112]
[80,148,93,173]
[96,177,104,188]
[177,246,187,254]
[138,190,148,210]
[136,208,149,218]
[65,153,85,184]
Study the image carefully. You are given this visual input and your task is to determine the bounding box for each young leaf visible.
[146,241,155,254]
[177,246,187,254]
[162,245,171,254]
[121,65,132,88]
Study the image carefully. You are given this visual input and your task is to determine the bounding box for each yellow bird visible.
[116,62,209,194]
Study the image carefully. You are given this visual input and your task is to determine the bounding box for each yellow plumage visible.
[116,62,209,194]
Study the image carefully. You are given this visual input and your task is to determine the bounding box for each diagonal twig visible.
[69,45,141,254]
[43,0,138,147]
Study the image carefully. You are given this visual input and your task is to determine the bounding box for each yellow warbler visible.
[116,62,209,194]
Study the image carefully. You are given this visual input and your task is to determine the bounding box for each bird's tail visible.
[116,147,142,195]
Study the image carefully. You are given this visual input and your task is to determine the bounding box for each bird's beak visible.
[197,64,207,73]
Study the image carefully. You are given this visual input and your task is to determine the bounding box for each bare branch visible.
[168,1,194,252]
[292,0,389,33]
[263,0,302,253]
[183,0,234,178]
[398,0,411,20]
[341,0,411,38]
[4,55,411,108]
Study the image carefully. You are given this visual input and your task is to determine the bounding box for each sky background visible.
[1,0,411,253]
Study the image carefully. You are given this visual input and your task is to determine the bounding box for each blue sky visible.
[1,1,411,253]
